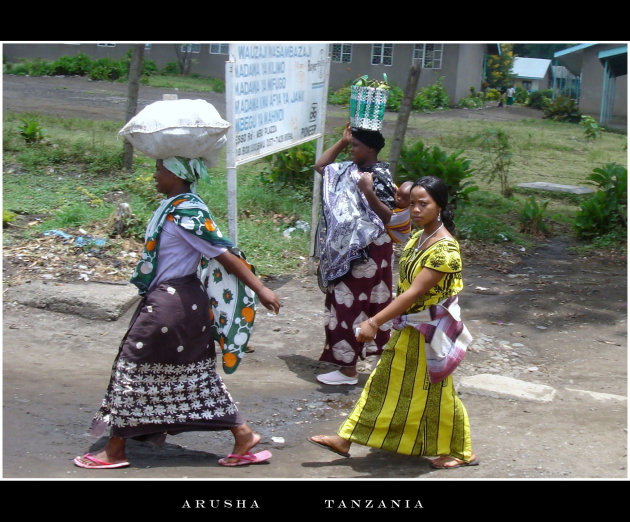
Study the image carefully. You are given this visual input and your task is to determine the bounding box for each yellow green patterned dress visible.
[337,230,473,461]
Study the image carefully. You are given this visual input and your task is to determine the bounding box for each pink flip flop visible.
[218,450,272,467]
[73,453,130,469]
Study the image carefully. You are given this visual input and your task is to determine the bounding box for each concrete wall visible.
[312,43,486,104]
[452,44,486,100]
[512,74,550,92]
[327,44,421,89]
[579,44,627,121]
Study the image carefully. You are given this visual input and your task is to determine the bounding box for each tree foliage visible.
[485,44,515,90]
[512,44,573,59]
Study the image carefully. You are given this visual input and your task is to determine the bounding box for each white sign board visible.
[224,43,330,244]
[226,43,329,166]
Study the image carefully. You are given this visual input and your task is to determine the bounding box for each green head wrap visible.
[162,156,209,193]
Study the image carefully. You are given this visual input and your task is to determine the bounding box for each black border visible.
[0,478,623,516]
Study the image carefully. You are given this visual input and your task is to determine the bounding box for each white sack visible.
[119,99,231,167]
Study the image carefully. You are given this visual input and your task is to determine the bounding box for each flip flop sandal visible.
[218,450,272,467]
[73,453,130,469]
[307,436,350,458]
[429,456,479,469]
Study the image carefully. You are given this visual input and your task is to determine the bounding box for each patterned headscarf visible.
[162,156,209,193]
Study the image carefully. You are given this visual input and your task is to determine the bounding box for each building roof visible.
[598,45,627,76]
[554,43,627,77]
[553,44,596,75]
[511,57,551,80]
[554,44,596,58]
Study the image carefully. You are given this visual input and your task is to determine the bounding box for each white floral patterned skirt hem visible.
[88,273,244,445]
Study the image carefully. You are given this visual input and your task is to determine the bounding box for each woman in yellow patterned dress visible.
[309,176,478,469]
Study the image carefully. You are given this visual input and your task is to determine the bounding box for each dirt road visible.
[2,75,627,513]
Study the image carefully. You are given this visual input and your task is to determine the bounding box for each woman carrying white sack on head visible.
[74,143,281,469]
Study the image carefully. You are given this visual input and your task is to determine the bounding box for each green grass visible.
[2,109,314,275]
[455,191,526,243]
[3,98,627,277]
[397,115,627,193]
[144,74,224,93]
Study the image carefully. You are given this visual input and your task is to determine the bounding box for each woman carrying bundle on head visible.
[74,156,281,470]
[310,176,478,470]
[314,122,396,386]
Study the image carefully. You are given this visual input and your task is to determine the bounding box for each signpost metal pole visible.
[308,56,331,274]
[225,56,239,245]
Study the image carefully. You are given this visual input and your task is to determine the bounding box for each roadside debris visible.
[3,226,142,287]
[283,220,310,238]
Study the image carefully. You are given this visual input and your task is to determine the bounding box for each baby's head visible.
[395,181,414,209]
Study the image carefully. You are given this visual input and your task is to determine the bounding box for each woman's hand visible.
[341,122,353,144]
[315,122,352,174]
[356,318,378,342]
[357,171,374,194]
[215,250,281,314]
[357,171,392,225]
[257,286,281,315]
[355,267,446,342]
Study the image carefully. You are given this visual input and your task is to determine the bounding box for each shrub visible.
[457,94,485,109]
[385,83,404,111]
[3,209,16,228]
[27,58,55,76]
[49,52,92,76]
[413,77,450,111]
[519,195,550,236]
[581,115,602,140]
[470,127,513,198]
[4,61,30,75]
[4,52,154,82]
[141,59,159,77]
[527,89,553,110]
[119,49,158,78]
[88,58,127,81]
[514,86,528,104]
[543,95,582,123]
[259,141,316,195]
[486,88,501,101]
[396,140,478,207]
[328,85,352,105]
[18,117,46,143]
[161,62,181,76]
[574,163,627,238]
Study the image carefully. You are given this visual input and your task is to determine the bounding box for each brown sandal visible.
[429,455,479,469]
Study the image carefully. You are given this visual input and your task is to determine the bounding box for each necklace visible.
[414,224,444,251]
